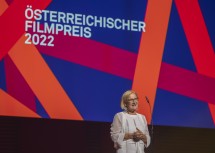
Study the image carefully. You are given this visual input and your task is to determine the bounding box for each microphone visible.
[145,96,150,104]
[145,96,154,140]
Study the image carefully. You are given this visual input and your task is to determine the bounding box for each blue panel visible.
[36,98,50,118]
[163,2,197,72]
[199,0,215,53]
[153,89,214,128]
[42,54,131,122]
[0,59,6,91]
[46,0,147,53]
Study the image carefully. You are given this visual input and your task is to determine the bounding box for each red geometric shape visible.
[0,0,52,60]
[175,0,215,125]
[5,55,36,112]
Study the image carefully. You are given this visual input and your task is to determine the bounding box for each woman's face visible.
[126,93,138,113]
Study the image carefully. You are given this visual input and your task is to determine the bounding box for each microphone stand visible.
[145,96,154,153]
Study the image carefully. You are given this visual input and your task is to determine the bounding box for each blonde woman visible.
[110,90,150,153]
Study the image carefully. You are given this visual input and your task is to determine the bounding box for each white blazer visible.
[110,112,151,153]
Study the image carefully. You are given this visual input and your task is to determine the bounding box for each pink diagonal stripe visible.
[38,35,137,80]
[37,34,215,105]
[158,62,215,104]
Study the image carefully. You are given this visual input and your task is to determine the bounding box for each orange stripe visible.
[208,104,215,124]
[132,0,172,123]
[8,34,83,120]
[0,0,8,16]
[0,89,40,118]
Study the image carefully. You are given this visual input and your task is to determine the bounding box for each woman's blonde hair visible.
[120,90,138,110]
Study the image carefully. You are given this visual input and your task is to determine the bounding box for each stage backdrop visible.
[0,0,215,129]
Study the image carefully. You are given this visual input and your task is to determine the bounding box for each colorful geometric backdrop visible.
[0,0,215,128]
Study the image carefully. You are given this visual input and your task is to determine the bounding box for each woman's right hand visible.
[133,131,141,142]
[133,128,147,143]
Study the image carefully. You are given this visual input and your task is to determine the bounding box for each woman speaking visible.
[110,90,151,153]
